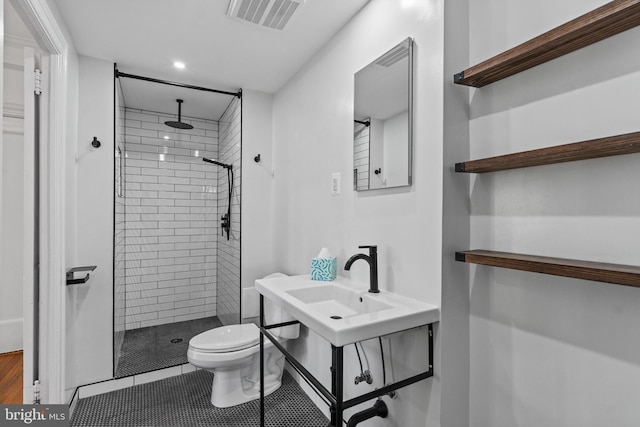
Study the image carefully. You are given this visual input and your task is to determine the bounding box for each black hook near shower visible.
[203,157,233,240]
[165,99,194,130]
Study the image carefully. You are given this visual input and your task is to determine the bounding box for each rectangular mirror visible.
[353,37,413,191]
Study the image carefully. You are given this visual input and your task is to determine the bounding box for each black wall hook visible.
[254,154,261,163]
[91,137,101,148]
[374,168,381,175]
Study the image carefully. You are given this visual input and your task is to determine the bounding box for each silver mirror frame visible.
[407,37,414,187]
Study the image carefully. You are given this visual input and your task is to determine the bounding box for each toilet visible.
[187,273,299,408]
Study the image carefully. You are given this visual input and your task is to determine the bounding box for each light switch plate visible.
[331,173,341,195]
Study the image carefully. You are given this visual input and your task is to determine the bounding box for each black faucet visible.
[344,245,379,293]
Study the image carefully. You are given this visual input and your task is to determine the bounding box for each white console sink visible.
[255,275,440,347]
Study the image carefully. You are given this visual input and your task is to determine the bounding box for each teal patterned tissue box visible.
[311,257,337,281]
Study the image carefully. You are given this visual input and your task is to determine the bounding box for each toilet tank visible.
[262,273,300,340]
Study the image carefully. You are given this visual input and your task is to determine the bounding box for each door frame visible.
[10,0,71,404]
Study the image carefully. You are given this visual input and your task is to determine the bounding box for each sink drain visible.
[170,338,183,344]
[330,315,342,320]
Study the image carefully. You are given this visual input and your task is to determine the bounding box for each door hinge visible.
[33,379,40,404]
[34,69,42,95]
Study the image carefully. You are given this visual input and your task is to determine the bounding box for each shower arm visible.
[203,157,232,170]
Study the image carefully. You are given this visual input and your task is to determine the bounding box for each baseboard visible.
[77,363,198,399]
[0,318,23,353]
[66,387,79,418]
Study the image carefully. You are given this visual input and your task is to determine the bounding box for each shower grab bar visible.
[66,265,97,285]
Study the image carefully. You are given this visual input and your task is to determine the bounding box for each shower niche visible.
[113,70,242,378]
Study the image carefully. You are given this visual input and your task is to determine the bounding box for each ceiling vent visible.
[226,0,306,31]
[375,43,410,68]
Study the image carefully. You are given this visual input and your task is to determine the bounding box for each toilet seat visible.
[189,323,260,353]
[187,323,277,367]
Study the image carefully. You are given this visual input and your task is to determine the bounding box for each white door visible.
[22,46,40,404]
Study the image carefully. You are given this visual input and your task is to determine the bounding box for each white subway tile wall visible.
[216,97,241,326]
[353,123,370,191]
[124,108,219,329]
[113,79,126,367]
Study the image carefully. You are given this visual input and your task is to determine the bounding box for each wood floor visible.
[0,351,23,404]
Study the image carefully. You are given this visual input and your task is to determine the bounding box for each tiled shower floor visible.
[71,370,329,427]
[115,316,223,378]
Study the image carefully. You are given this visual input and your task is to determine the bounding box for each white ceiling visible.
[54,0,370,119]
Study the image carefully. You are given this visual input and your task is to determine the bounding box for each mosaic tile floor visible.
[115,316,223,378]
[71,370,329,427]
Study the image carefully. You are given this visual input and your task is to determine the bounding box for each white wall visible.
[61,4,79,403]
[0,132,23,353]
[467,1,640,426]
[441,0,471,425]
[0,33,28,354]
[61,1,79,297]
[240,89,275,320]
[271,0,444,425]
[65,55,114,388]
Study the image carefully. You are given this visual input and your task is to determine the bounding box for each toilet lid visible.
[189,323,260,353]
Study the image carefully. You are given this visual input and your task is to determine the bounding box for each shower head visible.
[165,99,194,130]
[165,120,192,130]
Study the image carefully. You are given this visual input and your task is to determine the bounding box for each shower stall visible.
[113,70,242,378]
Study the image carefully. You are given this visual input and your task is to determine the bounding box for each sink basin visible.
[286,285,393,320]
[255,275,439,347]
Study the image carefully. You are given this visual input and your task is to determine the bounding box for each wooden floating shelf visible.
[456,250,640,287]
[455,131,640,173]
[454,0,640,87]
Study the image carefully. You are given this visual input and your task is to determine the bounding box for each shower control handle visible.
[221,213,230,237]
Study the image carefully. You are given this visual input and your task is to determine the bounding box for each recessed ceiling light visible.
[163,135,170,140]
[173,61,186,69]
